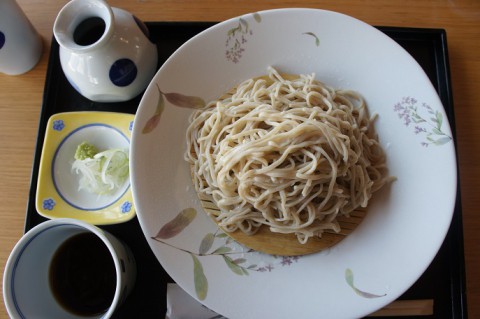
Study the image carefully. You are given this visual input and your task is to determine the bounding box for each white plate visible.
[130,8,457,318]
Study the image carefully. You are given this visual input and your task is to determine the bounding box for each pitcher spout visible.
[54,0,114,53]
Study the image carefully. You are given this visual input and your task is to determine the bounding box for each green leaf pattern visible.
[303,32,320,46]
[223,255,249,276]
[152,209,389,302]
[152,209,301,300]
[212,246,232,255]
[199,233,215,255]
[345,268,386,298]
[192,254,208,300]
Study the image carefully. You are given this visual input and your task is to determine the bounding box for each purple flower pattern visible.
[225,13,261,63]
[206,232,301,275]
[243,255,300,273]
[393,97,452,147]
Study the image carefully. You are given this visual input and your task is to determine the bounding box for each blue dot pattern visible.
[0,31,5,50]
[109,58,137,87]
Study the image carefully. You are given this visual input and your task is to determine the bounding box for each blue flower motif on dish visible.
[42,198,56,210]
[129,120,134,132]
[52,120,65,131]
[121,201,132,213]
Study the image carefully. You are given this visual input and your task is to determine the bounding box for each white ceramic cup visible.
[3,218,136,319]
[0,0,43,75]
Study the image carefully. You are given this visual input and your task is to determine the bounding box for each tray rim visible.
[24,22,467,318]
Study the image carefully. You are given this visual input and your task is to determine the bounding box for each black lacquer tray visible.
[24,22,467,318]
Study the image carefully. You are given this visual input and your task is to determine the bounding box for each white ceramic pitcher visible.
[53,0,158,102]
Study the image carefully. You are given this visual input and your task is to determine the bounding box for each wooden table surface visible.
[1,0,478,318]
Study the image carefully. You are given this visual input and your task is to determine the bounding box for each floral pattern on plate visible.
[152,207,302,300]
[393,97,452,147]
[152,208,386,301]
[225,13,262,63]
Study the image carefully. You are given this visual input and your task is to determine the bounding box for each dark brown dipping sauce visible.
[49,232,116,316]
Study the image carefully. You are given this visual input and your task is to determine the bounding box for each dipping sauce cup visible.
[3,218,136,318]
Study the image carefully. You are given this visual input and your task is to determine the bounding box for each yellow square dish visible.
[36,111,136,225]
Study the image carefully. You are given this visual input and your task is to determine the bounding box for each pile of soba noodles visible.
[185,67,391,244]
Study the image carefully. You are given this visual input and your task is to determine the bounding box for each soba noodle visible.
[185,67,391,244]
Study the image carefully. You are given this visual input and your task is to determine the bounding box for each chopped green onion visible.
[72,142,129,195]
